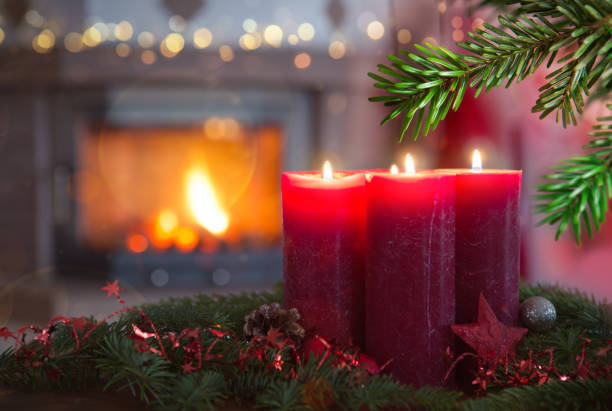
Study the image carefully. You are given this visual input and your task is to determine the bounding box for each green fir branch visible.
[463,378,612,410]
[535,104,612,245]
[369,1,612,141]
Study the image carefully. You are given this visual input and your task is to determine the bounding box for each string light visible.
[297,23,315,41]
[114,21,133,41]
[328,40,345,59]
[366,20,384,40]
[64,32,83,52]
[263,25,283,47]
[137,31,155,48]
[294,52,311,69]
[141,50,156,65]
[193,28,212,49]
[82,26,102,47]
[115,43,131,57]
[397,28,411,44]
[242,18,257,33]
[219,45,234,62]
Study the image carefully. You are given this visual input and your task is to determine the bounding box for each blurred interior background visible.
[0,0,610,327]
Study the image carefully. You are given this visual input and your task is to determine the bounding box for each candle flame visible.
[472,149,482,171]
[405,154,416,174]
[322,160,333,180]
[390,164,399,174]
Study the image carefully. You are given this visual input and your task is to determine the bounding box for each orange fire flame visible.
[186,169,230,235]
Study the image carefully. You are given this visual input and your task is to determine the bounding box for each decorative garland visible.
[1,282,611,410]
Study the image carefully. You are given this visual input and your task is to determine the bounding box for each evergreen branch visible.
[535,104,612,245]
[94,334,174,405]
[463,378,612,410]
[158,371,227,411]
[369,1,612,140]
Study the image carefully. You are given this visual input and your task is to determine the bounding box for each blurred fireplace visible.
[53,87,314,287]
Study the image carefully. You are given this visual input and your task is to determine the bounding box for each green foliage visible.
[1,284,611,409]
[126,283,282,336]
[370,0,612,243]
[159,371,228,411]
[370,1,611,140]
[463,378,612,410]
[95,334,174,404]
[536,104,612,245]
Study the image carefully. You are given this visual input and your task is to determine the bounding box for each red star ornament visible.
[101,280,122,298]
[451,293,528,368]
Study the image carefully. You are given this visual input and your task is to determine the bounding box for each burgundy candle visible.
[366,159,455,387]
[282,162,366,347]
[439,150,522,326]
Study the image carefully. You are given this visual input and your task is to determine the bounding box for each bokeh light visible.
[141,50,156,64]
[32,29,55,53]
[366,20,384,40]
[82,26,102,47]
[0,27,4,45]
[25,10,44,27]
[328,40,345,59]
[92,22,110,41]
[115,43,131,57]
[397,28,412,44]
[472,18,485,31]
[169,15,186,32]
[452,16,463,29]
[175,227,198,252]
[294,52,311,69]
[219,45,234,62]
[64,32,83,53]
[288,34,299,45]
[137,31,155,48]
[297,23,315,41]
[242,18,257,33]
[239,32,262,50]
[423,36,439,46]
[194,28,212,49]
[264,25,283,47]
[164,33,184,54]
[114,20,133,41]
[438,1,447,13]
[452,29,464,41]
[126,234,148,253]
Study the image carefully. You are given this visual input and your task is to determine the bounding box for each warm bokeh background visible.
[0,0,609,328]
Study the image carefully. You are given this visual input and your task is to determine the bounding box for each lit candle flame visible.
[322,160,333,180]
[405,154,416,174]
[472,149,482,171]
[390,164,399,174]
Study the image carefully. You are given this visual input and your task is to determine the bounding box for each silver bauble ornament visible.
[519,296,557,332]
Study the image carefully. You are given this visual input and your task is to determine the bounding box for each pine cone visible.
[243,302,305,344]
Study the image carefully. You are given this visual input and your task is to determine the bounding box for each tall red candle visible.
[281,166,366,347]
[365,170,455,387]
[439,154,522,326]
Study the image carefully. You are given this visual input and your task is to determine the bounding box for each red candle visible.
[439,150,522,325]
[365,158,456,387]
[282,162,366,346]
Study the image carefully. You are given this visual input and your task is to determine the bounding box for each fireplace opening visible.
[69,121,283,286]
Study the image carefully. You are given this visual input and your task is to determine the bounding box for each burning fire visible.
[186,169,230,235]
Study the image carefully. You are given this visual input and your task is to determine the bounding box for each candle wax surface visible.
[438,169,522,326]
[282,172,366,347]
[365,172,456,387]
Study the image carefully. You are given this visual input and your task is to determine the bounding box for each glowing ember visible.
[186,170,230,235]
[126,233,148,253]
